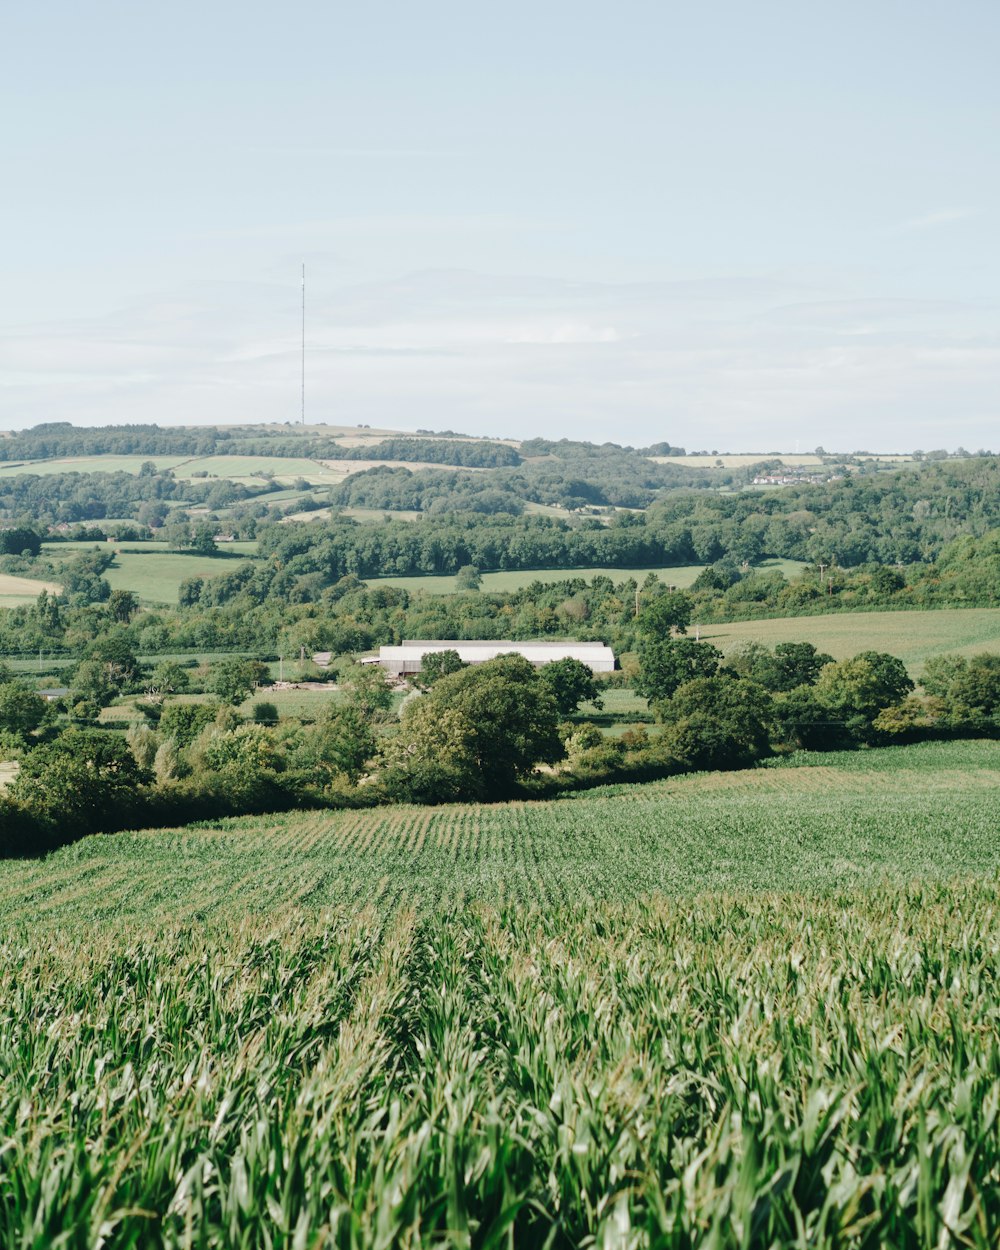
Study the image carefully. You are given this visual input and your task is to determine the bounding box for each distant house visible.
[364,639,616,677]
[38,687,70,702]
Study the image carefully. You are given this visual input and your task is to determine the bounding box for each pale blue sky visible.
[2,1,997,449]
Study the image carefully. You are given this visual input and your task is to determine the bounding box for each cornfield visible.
[0,740,997,1247]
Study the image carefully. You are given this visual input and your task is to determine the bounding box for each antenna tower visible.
[300,262,306,425]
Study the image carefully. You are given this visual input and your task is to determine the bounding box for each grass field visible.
[0,454,337,484]
[369,559,808,594]
[650,453,913,468]
[279,506,427,524]
[0,455,191,476]
[0,571,61,607]
[44,540,259,556]
[0,739,996,1247]
[184,454,486,485]
[171,455,349,484]
[700,607,1000,674]
[43,542,259,604]
[650,452,826,468]
[104,551,253,602]
[0,452,469,487]
[338,506,423,523]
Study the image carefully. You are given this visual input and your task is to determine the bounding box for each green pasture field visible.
[237,684,343,719]
[650,452,825,468]
[368,558,807,594]
[170,455,348,484]
[0,455,191,476]
[0,571,61,606]
[650,453,913,468]
[256,488,323,504]
[281,502,610,526]
[522,501,577,519]
[173,455,480,486]
[337,506,423,523]
[43,542,259,604]
[575,686,651,732]
[44,541,259,556]
[700,606,1000,675]
[104,551,253,603]
[0,454,340,485]
[0,739,997,1246]
[158,684,405,721]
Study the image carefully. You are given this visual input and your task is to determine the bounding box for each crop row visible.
[0,881,997,1247]
[3,753,999,929]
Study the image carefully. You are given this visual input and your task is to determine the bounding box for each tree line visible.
[0,525,996,667]
[2,628,998,857]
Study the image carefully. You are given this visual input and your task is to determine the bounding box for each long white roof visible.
[380,639,615,664]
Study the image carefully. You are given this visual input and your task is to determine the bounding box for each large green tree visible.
[419,649,466,686]
[636,637,722,710]
[0,526,42,557]
[9,730,149,837]
[377,701,481,803]
[107,589,140,624]
[538,657,603,716]
[149,661,190,698]
[659,677,775,770]
[637,589,692,638]
[921,652,1000,729]
[0,682,49,740]
[208,657,269,706]
[294,703,377,786]
[406,654,563,795]
[159,702,217,747]
[814,652,913,723]
[726,641,833,692]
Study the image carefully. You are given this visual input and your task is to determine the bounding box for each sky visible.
[1,0,997,451]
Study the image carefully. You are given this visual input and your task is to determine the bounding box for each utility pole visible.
[301,262,306,425]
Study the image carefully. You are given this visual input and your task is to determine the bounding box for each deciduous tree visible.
[636,637,722,710]
[538,657,603,715]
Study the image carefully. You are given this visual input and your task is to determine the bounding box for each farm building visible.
[366,639,616,677]
[38,687,70,702]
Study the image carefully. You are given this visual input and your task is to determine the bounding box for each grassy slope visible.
[700,606,1000,674]
[43,542,258,604]
[0,455,192,476]
[0,452,485,486]
[368,559,808,593]
[0,571,62,607]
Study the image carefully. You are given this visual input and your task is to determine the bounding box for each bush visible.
[159,702,217,748]
[252,701,279,725]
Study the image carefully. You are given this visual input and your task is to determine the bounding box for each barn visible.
[366,639,616,677]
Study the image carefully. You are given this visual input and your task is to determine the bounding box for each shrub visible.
[252,701,279,725]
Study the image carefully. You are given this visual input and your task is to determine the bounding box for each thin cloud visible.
[1,268,998,450]
[896,207,979,231]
